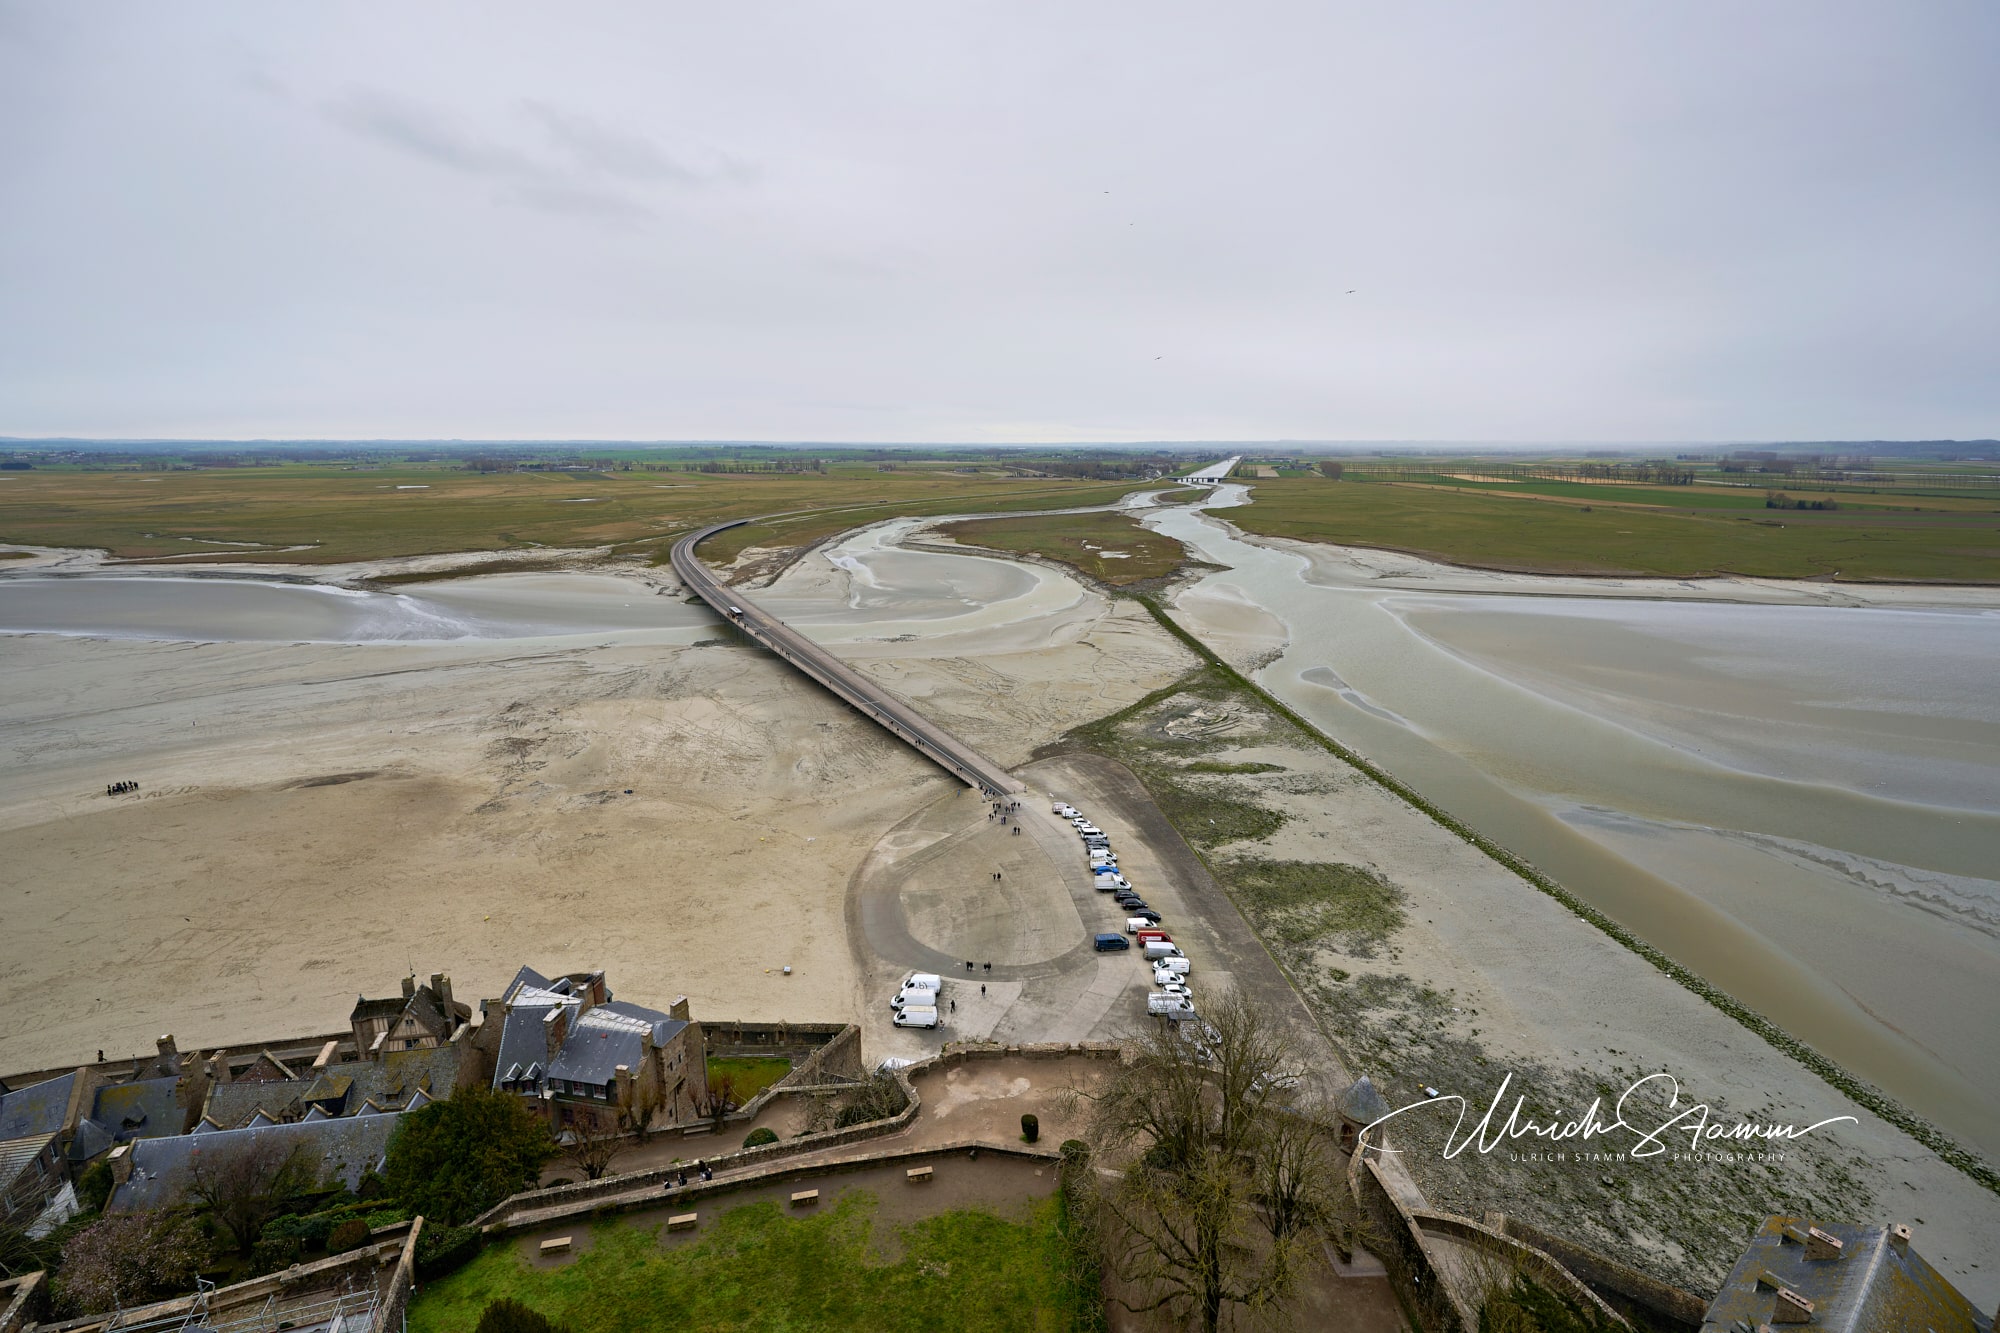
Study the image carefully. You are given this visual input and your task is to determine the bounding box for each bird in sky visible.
[1347,289,1357,294]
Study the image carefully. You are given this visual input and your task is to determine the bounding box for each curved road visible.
[671,520,1025,798]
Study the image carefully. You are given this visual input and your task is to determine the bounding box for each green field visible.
[936,509,1190,586]
[407,1193,1093,1333]
[704,1057,792,1103]
[0,463,1136,566]
[1228,475,2000,582]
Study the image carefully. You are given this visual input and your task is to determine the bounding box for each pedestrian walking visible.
[984,961,992,973]
[949,999,956,1014]
[980,984,986,997]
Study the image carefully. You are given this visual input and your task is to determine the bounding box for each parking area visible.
[850,753,1339,1088]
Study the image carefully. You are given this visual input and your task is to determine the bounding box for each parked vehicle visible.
[1094,872,1131,891]
[1129,908,1162,925]
[1143,941,1184,961]
[1112,892,1145,907]
[1135,928,1171,944]
[1157,980,1192,999]
[1093,932,1131,952]
[1123,917,1154,934]
[1053,802,1077,817]
[893,1006,940,1029]
[1094,876,1123,893]
[1152,956,1190,978]
[1075,823,1102,837]
[1146,993,1197,1019]
[892,986,939,1009]
[902,972,943,992]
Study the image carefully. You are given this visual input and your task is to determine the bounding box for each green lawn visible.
[1227,476,2000,582]
[408,1192,1095,1333]
[937,509,1190,586]
[705,1057,792,1103]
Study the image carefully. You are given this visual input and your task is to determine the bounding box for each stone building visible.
[1701,1216,1992,1333]
[485,966,706,1134]
[348,973,470,1058]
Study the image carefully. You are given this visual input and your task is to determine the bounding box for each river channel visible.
[1144,488,2000,1156]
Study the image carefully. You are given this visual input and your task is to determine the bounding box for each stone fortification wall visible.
[1486,1213,1706,1331]
[703,1019,851,1064]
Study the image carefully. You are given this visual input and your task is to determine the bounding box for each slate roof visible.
[1337,1075,1389,1126]
[203,1046,461,1128]
[492,967,571,1092]
[71,1077,183,1159]
[545,1002,684,1087]
[1701,1216,1992,1333]
[0,1136,53,1192]
[107,1113,402,1213]
[0,1073,75,1142]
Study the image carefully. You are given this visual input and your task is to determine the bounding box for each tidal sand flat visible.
[1148,493,2000,1160]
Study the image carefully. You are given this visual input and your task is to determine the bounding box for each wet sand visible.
[1149,493,2000,1160]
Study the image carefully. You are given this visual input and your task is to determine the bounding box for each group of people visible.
[105,780,140,795]
[663,1159,715,1192]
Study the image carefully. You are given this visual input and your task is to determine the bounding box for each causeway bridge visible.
[670,520,1025,797]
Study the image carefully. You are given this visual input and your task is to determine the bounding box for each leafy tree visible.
[1481,1274,1625,1333]
[833,1072,905,1129]
[384,1086,557,1226]
[475,1296,571,1333]
[52,1212,207,1316]
[742,1126,779,1148]
[1074,992,1340,1333]
[1317,461,1344,480]
[183,1138,320,1255]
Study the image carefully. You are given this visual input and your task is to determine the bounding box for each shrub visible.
[248,1234,303,1275]
[1021,1113,1039,1143]
[414,1223,484,1281]
[326,1219,371,1254]
[261,1211,334,1248]
[741,1127,779,1148]
[75,1161,114,1214]
[54,1213,208,1315]
[475,1297,571,1333]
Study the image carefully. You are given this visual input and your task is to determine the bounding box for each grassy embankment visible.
[407,1192,1099,1333]
[1227,474,2000,582]
[704,1056,792,1103]
[935,510,1190,587]
[0,464,1135,567]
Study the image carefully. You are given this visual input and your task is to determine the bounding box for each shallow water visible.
[0,573,713,642]
[1144,490,2000,1155]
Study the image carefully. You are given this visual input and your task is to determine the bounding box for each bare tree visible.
[1075,993,1341,1333]
[560,1111,628,1181]
[182,1137,318,1255]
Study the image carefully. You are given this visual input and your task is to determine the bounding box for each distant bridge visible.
[670,520,1024,797]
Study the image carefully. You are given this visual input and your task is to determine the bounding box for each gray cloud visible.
[1,3,1994,442]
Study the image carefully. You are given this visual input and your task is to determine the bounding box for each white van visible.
[891,986,938,1009]
[1146,993,1197,1019]
[1152,956,1190,978]
[1143,941,1185,961]
[893,1006,940,1029]
[1124,917,1154,934]
[902,972,943,992]
[1053,802,1077,817]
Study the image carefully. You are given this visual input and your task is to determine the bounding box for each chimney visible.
[1888,1223,1912,1255]
[401,975,416,1000]
[311,1040,339,1072]
[109,1144,133,1187]
[1805,1226,1843,1261]
[432,973,453,1013]
[544,1005,571,1061]
[212,1049,232,1084]
[614,1064,634,1111]
[156,1034,179,1069]
[670,996,691,1022]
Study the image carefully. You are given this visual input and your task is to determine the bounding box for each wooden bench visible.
[790,1189,819,1207]
[667,1214,698,1231]
[539,1236,572,1255]
[906,1166,934,1182]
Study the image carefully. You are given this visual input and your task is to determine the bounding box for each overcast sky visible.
[2,4,1995,444]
